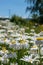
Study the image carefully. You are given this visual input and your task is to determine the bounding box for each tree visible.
[26,0,43,24]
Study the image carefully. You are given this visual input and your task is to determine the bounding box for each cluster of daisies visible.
[0,20,30,65]
[0,20,43,65]
[20,31,43,65]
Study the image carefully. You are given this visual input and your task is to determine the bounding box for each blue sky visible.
[0,0,30,18]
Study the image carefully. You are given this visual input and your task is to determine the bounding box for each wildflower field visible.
[0,20,43,65]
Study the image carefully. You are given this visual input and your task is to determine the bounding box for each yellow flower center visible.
[11,40,16,44]
[32,45,37,48]
[36,37,43,40]
[19,39,26,44]
[2,47,6,52]
[29,59,32,63]
[4,38,6,41]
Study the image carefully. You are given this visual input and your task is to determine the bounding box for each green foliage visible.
[10,15,27,26]
[26,0,43,24]
[26,0,43,15]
